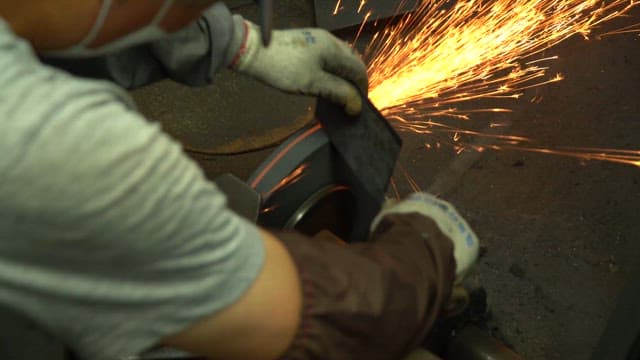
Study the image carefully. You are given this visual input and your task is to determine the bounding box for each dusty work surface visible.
[132,1,640,359]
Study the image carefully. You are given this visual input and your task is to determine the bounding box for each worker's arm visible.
[42,3,368,115]
[163,230,301,359]
[164,201,479,360]
[0,43,455,357]
[42,3,237,88]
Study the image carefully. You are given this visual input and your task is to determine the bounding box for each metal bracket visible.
[314,0,417,30]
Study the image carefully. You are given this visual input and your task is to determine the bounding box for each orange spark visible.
[357,0,368,13]
[389,177,401,199]
[356,10,373,41]
[333,0,342,15]
[261,204,279,214]
[399,163,422,191]
[488,145,640,167]
[264,164,309,197]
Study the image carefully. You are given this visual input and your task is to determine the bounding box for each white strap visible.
[77,0,174,47]
[78,0,114,46]
[152,0,176,26]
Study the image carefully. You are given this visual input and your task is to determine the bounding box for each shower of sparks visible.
[356,0,640,167]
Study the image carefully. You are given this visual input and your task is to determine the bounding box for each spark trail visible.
[358,0,640,166]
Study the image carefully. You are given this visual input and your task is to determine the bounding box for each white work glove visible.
[371,193,480,283]
[226,19,369,116]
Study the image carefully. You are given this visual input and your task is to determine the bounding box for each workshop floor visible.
[131,2,640,359]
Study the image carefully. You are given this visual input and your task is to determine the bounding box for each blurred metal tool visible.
[256,0,274,45]
[213,173,260,222]
[314,0,417,31]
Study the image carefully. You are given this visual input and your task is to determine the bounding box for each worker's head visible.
[0,0,216,55]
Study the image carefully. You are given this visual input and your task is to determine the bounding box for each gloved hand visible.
[226,18,369,116]
[371,193,480,282]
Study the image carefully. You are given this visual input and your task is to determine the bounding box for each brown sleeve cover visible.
[275,213,456,360]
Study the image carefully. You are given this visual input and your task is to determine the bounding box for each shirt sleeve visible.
[41,3,246,88]
[0,21,265,360]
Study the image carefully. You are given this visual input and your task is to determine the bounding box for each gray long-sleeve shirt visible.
[44,3,245,89]
[0,6,264,360]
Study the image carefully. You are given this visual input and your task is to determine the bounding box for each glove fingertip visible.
[345,96,363,116]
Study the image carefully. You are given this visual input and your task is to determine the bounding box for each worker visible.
[0,1,479,359]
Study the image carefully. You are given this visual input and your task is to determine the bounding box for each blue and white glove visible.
[226,18,369,116]
[372,193,480,283]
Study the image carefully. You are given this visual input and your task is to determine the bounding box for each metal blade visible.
[214,173,261,222]
[315,95,402,204]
